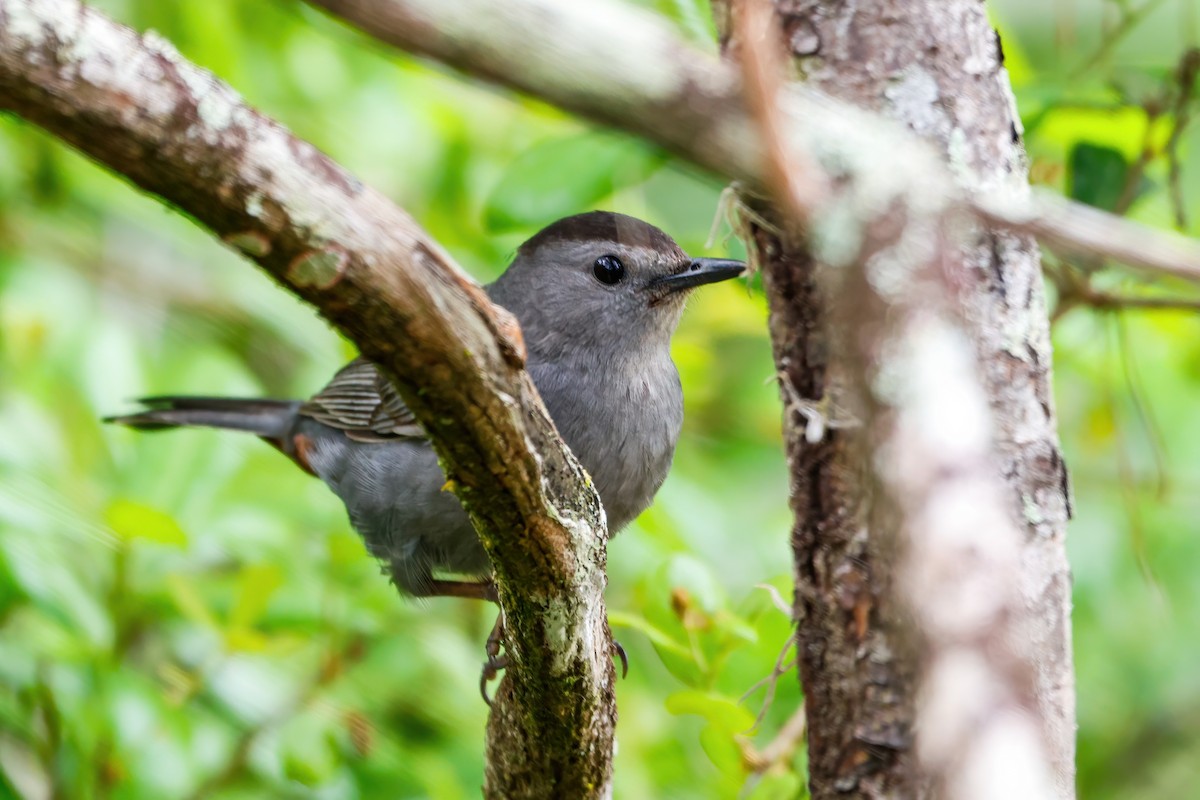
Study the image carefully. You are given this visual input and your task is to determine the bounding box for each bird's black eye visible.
[593,255,625,285]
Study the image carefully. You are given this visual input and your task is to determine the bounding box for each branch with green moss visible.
[0,1,615,797]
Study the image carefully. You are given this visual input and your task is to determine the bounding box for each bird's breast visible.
[529,356,683,534]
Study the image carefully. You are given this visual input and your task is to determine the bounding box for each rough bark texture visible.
[786,5,1076,796]
[833,199,1060,800]
[715,10,920,792]
[713,0,1076,796]
[0,2,615,797]
[759,231,920,797]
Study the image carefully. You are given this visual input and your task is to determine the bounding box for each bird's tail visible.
[105,397,300,439]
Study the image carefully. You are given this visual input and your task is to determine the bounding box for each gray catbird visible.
[109,211,743,603]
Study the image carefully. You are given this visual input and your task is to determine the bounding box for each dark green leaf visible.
[1068,143,1130,212]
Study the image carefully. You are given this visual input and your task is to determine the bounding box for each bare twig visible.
[739,704,807,779]
[1049,255,1200,317]
[740,632,796,732]
[731,0,825,222]
[1044,46,1200,322]
[1107,320,1168,601]
[1074,289,1200,313]
[1165,48,1200,231]
[1111,105,1160,217]
[751,705,807,771]
[1113,317,1169,501]
[1070,0,1171,79]
[977,190,1200,281]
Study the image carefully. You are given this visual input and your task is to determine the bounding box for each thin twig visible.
[753,705,808,771]
[1165,48,1200,231]
[977,190,1200,282]
[1114,316,1169,501]
[1051,256,1200,315]
[1111,106,1160,217]
[1106,319,1168,604]
[1070,0,1170,80]
[1078,292,1200,312]
[731,0,826,223]
[740,632,797,732]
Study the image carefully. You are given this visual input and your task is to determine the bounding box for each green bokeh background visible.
[1,0,1198,797]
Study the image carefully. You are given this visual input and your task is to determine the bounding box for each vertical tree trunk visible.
[714,2,1076,797]
[764,234,923,798]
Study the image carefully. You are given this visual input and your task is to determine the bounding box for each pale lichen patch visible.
[946,127,976,184]
[541,599,574,673]
[242,131,341,236]
[4,0,58,48]
[808,200,865,270]
[245,192,265,219]
[196,85,236,132]
[1002,308,1037,360]
[139,29,183,63]
[884,66,944,140]
[1022,494,1045,526]
[176,58,212,98]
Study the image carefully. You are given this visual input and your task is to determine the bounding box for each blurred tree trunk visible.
[712,1,1076,797]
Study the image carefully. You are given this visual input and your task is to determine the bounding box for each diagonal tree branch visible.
[0,1,615,797]
[306,0,1200,282]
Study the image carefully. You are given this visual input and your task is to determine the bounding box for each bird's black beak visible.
[649,258,745,294]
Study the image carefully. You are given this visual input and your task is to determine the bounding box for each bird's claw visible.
[477,609,629,705]
[480,652,509,706]
[480,609,507,706]
[614,639,629,679]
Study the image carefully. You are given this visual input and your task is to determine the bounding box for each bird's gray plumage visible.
[108,212,743,597]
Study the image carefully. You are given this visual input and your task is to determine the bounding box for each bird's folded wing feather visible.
[299,358,426,442]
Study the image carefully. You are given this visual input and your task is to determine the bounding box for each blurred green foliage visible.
[0,0,1198,797]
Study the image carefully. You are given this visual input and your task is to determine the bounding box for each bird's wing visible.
[299,358,426,442]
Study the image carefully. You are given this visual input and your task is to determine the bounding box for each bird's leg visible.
[410,578,626,702]
[412,578,499,603]
[480,609,508,706]
[406,578,508,703]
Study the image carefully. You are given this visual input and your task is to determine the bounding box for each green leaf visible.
[1068,143,1130,212]
[699,723,746,781]
[652,0,717,44]
[483,133,665,232]
[165,574,217,628]
[230,563,284,630]
[665,690,756,733]
[1064,139,1155,214]
[104,498,188,548]
[745,770,806,800]
[281,710,339,786]
[608,610,691,657]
